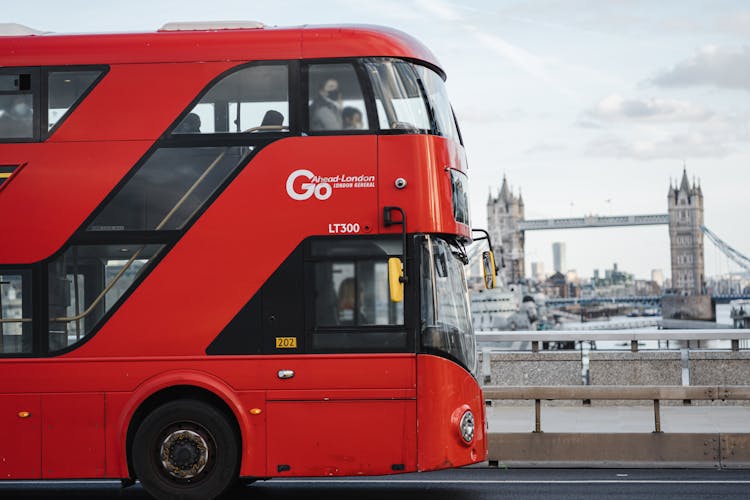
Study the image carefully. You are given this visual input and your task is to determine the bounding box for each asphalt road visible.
[2,468,750,499]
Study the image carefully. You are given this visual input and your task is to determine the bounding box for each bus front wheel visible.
[132,399,240,500]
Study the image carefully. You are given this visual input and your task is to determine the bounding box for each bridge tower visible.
[667,168,705,294]
[487,175,525,284]
[664,168,713,320]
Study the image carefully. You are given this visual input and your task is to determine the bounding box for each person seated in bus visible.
[0,95,33,138]
[342,107,363,130]
[309,78,342,131]
[259,109,284,129]
[173,112,201,134]
[337,277,369,324]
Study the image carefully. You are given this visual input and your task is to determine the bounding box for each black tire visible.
[132,399,240,500]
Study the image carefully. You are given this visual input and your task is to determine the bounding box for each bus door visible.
[262,237,417,476]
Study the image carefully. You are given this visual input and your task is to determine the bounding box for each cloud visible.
[411,0,619,96]
[455,106,527,124]
[715,11,750,36]
[585,94,713,123]
[585,131,732,161]
[651,45,750,92]
[525,141,567,154]
[413,0,463,22]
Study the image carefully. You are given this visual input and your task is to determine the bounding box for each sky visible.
[5,0,749,280]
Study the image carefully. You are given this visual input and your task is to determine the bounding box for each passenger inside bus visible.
[342,107,363,129]
[337,277,368,324]
[260,109,284,129]
[309,78,343,130]
[173,112,201,134]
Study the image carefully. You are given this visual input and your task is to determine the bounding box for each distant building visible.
[531,261,545,281]
[552,242,566,274]
[651,269,664,287]
[487,175,525,284]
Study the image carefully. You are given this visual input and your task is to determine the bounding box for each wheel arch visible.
[117,370,249,480]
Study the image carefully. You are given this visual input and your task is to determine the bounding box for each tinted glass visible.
[0,270,32,354]
[0,94,33,139]
[421,237,476,374]
[308,63,368,131]
[88,146,250,231]
[314,261,403,327]
[48,244,163,351]
[310,237,406,351]
[450,169,470,225]
[174,64,289,134]
[365,59,429,131]
[48,70,101,130]
[415,65,460,143]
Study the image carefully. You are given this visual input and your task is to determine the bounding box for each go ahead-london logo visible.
[285,169,375,201]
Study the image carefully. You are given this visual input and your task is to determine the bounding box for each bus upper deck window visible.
[364,59,429,133]
[307,63,368,132]
[0,72,34,140]
[48,70,102,132]
[173,64,289,135]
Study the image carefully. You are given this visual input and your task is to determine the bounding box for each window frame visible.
[301,58,379,136]
[0,65,108,143]
[0,67,41,143]
[163,60,298,143]
[303,236,414,355]
[0,265,39,358]
[43,65,109,140]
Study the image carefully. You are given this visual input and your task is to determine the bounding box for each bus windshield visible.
[365,59,460,143]
[420,235,476,375]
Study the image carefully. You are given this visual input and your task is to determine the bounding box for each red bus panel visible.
[0,394,40,479]
[417,355,487,471]
[41,393,105,478]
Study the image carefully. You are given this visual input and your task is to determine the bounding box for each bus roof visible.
[0,24,443,76]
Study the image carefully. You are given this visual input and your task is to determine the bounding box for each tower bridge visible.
[485,169,749,320]
[518,213,670,231]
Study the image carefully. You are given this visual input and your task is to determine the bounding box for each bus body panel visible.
[0,354,416,478]
[267,399,417,476]
[41,393,105,478]
[416,354,487,471]
[301,26,440,70]
[378,134,470,239]
[0,394,41,479]
[0,29,303,66]
[0,26,438,69]
[0,141,152,263]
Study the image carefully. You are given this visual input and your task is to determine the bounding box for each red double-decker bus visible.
[0,21,490,499]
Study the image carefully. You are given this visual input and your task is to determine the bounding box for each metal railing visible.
[477,329,750,352]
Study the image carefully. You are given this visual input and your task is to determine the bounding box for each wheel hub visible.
[159,429,209,479]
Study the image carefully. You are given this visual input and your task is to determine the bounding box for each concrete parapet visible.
[589,351,682,385]
[689,351,750,405]
[484,351,582,386]
[690,351,750,385]
[588,351,681,405]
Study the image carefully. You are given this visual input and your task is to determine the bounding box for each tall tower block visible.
[667,168,705,295]
[487,175,525,284]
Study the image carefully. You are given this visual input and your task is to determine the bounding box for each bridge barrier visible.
[477,329,750,406]
[484,385,750,468]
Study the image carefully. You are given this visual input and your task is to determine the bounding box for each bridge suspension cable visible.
[701,225,750,273]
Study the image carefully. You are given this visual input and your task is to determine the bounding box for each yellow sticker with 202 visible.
[275,337,297,348]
